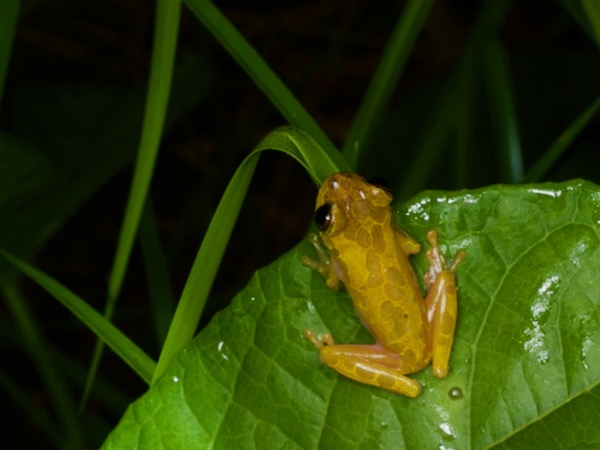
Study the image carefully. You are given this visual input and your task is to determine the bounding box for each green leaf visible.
[102,180,600,448]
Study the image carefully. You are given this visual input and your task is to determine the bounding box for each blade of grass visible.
[183,0,337,157]
[152,155,258,383]
[397,0,515,197]
[524,94,600,182]
[152,126,347,383]
[254,126,350,184]
[0,282,83,448]
[0,0,19,106]
[0,249,156,384]
[342,0,434,169]
[397,40,485,198]
[471,0,523,183]
[106,0,180,341]
[582,0,600,47]
[398,80,455,199]
[452,49,479,189]
[83,0,181,403]
[451,1,514,189]
[480,38,523,183]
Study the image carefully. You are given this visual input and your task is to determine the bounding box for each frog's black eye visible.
[367,176,391,192]
[314,203,333,231]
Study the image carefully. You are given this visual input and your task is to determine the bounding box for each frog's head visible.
[313,172,393,237]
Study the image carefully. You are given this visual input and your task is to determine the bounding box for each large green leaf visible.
[102,180,600,449]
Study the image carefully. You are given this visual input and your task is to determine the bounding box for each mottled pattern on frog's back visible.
[318,173,431,370]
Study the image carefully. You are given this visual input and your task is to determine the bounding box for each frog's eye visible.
[367,176,391,193]
[314,203,333,231]
[315,203,347,235]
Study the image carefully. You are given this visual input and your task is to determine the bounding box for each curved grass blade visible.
[152,126,348,383]
[183,0,337,157]
[255,126,350,185]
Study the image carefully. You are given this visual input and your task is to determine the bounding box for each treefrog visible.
[301,172,465,397]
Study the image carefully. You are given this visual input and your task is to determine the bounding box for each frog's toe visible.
[303,329,335,349]
[449,249,466,272]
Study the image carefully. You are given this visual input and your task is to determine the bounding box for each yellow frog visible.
[301,172,465,397]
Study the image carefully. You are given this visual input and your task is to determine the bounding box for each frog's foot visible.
[303,329,335,350]
[424,230,466,289]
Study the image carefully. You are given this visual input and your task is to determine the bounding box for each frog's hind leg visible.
[321,344,422,397]
[423,231,465,378]
[303,330,421,397]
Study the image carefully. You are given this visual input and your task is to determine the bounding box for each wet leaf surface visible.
[103,180,600,449]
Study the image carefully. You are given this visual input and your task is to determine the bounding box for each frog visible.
[301,172,465,397]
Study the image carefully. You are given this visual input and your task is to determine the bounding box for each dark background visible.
[2,0,599,447]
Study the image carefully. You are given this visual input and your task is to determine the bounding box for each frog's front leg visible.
[303,330,422,397]
[300,233,342,290]
[423,230,466,378]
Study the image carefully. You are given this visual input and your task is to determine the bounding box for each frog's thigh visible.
[319,344,422,397]
[424,270,457,378]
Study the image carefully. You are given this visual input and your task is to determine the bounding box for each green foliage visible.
[102,181,600,448]
[1,0,599,449]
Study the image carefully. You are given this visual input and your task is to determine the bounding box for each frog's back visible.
[318,173,430,368]
[335,214,429,365]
